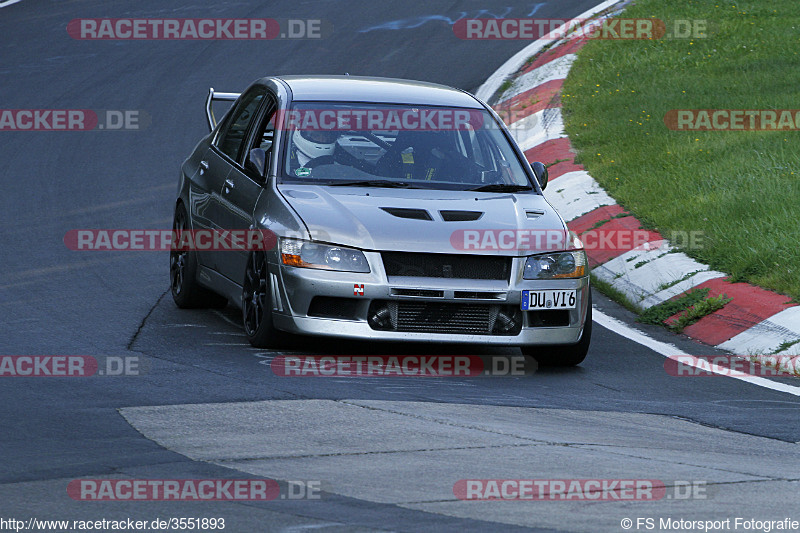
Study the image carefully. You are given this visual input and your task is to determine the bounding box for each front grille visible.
[381,252,511,280]
[391,288,445,298]
[307,297,361,320]
[453,291,504,300]
[368,300,522,335]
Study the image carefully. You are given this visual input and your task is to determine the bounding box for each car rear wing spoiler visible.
[205,88,240,132]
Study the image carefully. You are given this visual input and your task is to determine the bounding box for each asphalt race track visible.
[1,1,799,531]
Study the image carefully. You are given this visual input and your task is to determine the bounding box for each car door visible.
[216,92,277,284]
[202,86,267,274]
[190,147,230,272]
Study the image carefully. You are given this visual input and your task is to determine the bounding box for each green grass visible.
[590,273,639,314]
[670,293,733,332]
[656,269,705,292]
[772,339,800,355]
[638,288,710,326]
[635,284,732,331]
[562,0,800,301]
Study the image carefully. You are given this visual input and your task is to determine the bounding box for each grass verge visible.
[562,0,800,301]
[637,287,732,333]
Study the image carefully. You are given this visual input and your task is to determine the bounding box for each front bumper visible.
[270,252,590,346]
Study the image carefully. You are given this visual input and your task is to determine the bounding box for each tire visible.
[242,250,284,348]
[169,204,228,309]
[521,292,592,367]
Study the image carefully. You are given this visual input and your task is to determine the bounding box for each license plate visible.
[521,290,577,311]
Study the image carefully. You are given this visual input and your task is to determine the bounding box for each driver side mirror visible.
[531,161,548,190]
[245,148,267,181]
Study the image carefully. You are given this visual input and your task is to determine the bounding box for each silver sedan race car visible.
[171,75,592,365]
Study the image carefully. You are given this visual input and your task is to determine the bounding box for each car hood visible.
[278,184,568,256]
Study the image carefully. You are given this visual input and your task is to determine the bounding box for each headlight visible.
[280,238,370,273]
[523,250,587,279]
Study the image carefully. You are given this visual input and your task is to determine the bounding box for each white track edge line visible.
[592,308,800,397]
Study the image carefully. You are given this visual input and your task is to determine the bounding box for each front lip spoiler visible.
[272,314,587,346]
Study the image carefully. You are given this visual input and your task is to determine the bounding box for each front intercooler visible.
[367,300,522,335]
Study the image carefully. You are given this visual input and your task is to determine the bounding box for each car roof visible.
[272,75,484,109]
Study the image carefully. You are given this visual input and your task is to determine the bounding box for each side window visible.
[246,98,277,175]
[254,104,276,152]
[215,88,265,162]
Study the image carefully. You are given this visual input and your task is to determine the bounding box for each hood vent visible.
[526,210,545,219]
[380,207,433,221]
[439,210,483,221]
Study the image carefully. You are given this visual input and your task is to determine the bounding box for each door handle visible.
[224,178,235,190]
[200,160,209,170]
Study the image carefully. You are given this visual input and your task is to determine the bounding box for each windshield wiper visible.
[468,183,533,192]
[327,180,416,188]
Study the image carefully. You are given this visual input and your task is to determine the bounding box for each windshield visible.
[280,102,533,191]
